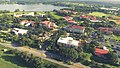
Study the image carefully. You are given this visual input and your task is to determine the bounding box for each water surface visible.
[0,4,67,11]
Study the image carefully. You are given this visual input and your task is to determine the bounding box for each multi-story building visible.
[57,37,80,48]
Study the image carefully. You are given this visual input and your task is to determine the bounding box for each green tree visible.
[14,9,20,12]
[106,52,118,64]
[60,47,78,61]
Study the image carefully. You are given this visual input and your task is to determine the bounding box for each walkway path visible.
[0,42,90,68]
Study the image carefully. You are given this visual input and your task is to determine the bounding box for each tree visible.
[60,47,78,61]
[14,9,20,12]
[106,52,118,64]
[109,21,116,25]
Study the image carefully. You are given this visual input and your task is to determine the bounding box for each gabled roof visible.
[98,27,114,32]
[80,15,96,20]
[39,21,57,29]
[115,20,120,24]
[95,48,109,55]
[70,26,85,29]
[64,16,73,20]
[67,20,78,24]
[40,21,52,25]
[99,27,113,30]
[20,20,35,26]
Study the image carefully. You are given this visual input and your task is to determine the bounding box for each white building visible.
[90,20,102,23]
[13,13,22,17]
[57,37,80,47]
[101,7,118,11]
[37,14,46,17]
[12,28,28,35]
[103,46,109,51]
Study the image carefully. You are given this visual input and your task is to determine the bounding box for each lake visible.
[0,4,67,11]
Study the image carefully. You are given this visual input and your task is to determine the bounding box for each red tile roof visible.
[71,26,85,29]
[81,15,89,19]
[68,20,78,24]
[29,21,35,26]
[21,20,29,23]
[64,16,73,21]
[116,20,120,24]
[71,11,78,14]
[40,21,57,29]
[81,15,96,20]
[99,27,114,32]
[20,20,35,26]
[95,48,109,55]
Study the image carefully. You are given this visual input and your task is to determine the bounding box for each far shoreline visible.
[0,4,68,12]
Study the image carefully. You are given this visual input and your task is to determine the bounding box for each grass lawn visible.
[89,12,111,17]
[104,34,120,41]
[0,11,37,16]
[112,34,120,41]
[0,12,26,17]
[0,45,30,68]
[50,12,63,19]
[0,14,2,16]
[0,58,21,68]
[0,29,11,34]
[110,20,120,24]
[78,3,85,6]
[106,41,111,46]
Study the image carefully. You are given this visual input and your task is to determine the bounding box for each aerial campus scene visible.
[0,0,120,68]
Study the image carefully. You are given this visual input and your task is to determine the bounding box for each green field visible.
[50,12,63,19]
[110,20,120,24]
[0,45,29,68]
[112,35,120,41]
[89,12,111,17]
[0,11,44,16]
[104,34,120,41]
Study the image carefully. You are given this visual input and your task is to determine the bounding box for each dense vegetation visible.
[0,1,120,68]
[10,49,64,68]
[0,45,30,68]
[0,45,64,68]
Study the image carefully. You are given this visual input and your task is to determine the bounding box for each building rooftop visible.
[70,26,85,29]
[20,20,35,26]
[98,27,114,32]
[64,16,73,21]
[57,37,80,47]
[95,48,109,55]
[12,28,28,35]
[40,21,58,29]
[67,20,78,24]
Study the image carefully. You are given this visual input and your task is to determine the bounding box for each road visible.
[0,42,89,68]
